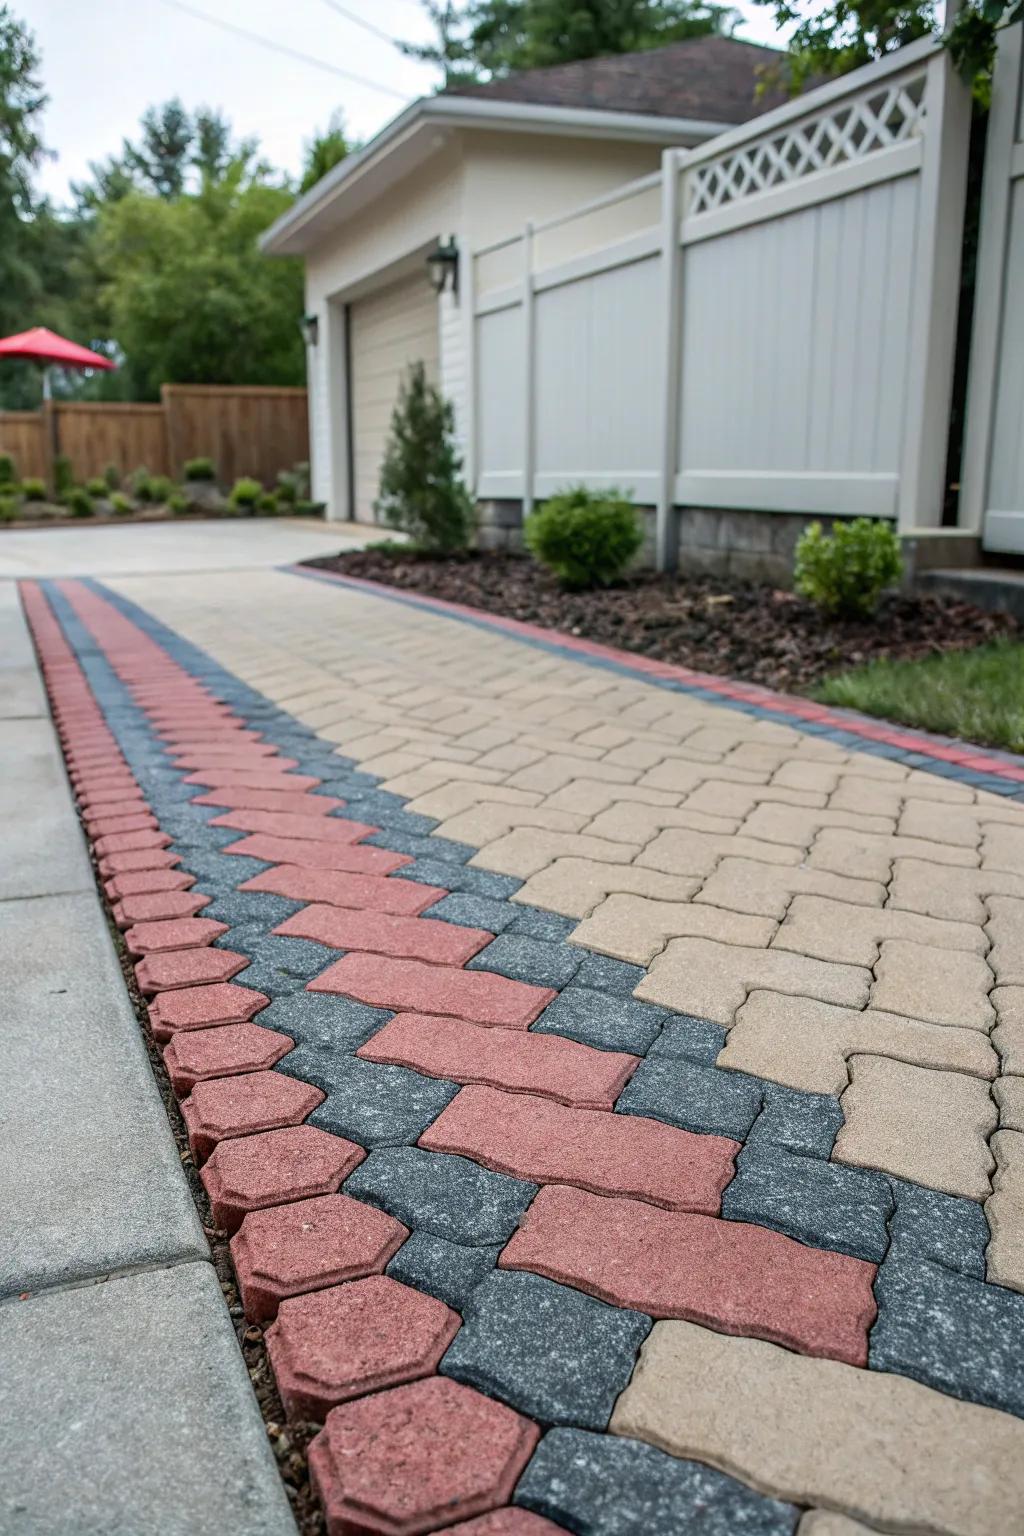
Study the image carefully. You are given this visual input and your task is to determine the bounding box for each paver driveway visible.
[18,554,1024,1536]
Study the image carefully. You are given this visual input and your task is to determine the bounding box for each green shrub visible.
[86,476,108,498]
[131,465,154,501]
[295,498,326,517]
[376,361,474,553]
[20,477,46,502]
[148,475,175,504]
[168,492,188,515]
[0,453,16,486]
[525,486,643,590]
[0,494,17,522]
[53,454,74,499]
[110,492,133,515]
[229,476,262,509]
[184,456,215,482]
[257,491,280,515]
[67,487,94,518]
[103,462,121,491]
[794,518,903,619]
[274,473,297,504]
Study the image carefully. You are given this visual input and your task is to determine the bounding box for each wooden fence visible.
[0,384,308,490]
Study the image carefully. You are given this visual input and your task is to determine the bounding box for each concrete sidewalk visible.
[0,582,294,1536]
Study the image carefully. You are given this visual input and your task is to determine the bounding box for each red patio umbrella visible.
[0,327,116,480]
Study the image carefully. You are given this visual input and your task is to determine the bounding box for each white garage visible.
[349,273,440,524]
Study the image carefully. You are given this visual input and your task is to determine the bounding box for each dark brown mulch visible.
[303,549,1018,695]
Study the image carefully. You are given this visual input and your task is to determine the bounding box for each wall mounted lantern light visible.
[299,313,320,347]
[426,237,459,297]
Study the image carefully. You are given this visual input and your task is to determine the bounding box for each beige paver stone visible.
[869,940,994,1031]
[901,799,1024,847]
[475,744,546,773]
[720,992,997,1096]
[610,1320,1024,1536]
[681,782,827,819]
[434,802,589,847]
[995,1075,1024,1131]
[797,1514,880,1536]
[986,1129,1024,1294]
[773,895,986,966]
[635,938,870,1024]
[585,801,738,843]
[638,759,767,794]
[379,763,507,798]
[993,987,1024,1074]
[357,750,434,778]
[808,828,979,881]
[980,822,1024,873]
[830,774,967,818]
[888,859,1024,923]
[513,858,702,919]
[834,1055,996,1197]
[505,753,638,795]
[637,828,801,879]
[403,783,543,819]
[986,896,1024,987]
[740,803,895,849]
[570,894,776,966]
[695,858,885,921]
[470,828,641,880]
[543,780,681,816]
[772,761,844,794]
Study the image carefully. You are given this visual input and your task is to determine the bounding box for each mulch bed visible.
[303,549,1018,695]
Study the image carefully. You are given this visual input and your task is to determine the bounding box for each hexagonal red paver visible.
[310,955,555,1030]
[241,866,444,916]
[124,915,229,956]
[201,1125,365,1233]
[267,1277,460,1420]
[275,906,492,966]
[113,889,210,928]
[135,947,247,994]
[309,1377,539,1536]
[85,812,157,839]
[93,828,171,857]
[183,768,322,792]
[163,1020,293,1095]
[436,1515,567,1535]
[99,848,181,877]
[231,1193,408,1322]
[215,812,380,845]
[192,787,344,816]
[80,797,151,821]
[182,1070,325,1161]
[169,744,282,764]
[106,868,196,903]
[224,833,408,876]
[147,981,270,1042]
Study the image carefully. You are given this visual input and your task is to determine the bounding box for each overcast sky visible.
[22,0,789,205]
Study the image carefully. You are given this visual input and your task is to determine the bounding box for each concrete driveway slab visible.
[0,580,47,718]
[0,717,93,900]
[0,1262,296,1536]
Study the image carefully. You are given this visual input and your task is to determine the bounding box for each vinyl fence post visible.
[522,222,536,520]
[656,149,683,572]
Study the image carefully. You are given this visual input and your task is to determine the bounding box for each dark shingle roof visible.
[444,35,788,126]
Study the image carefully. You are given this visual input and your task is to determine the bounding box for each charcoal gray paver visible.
[344,1147,537,1246]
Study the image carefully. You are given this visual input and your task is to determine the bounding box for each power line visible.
[152,0,410,98]
[317,0,403,48]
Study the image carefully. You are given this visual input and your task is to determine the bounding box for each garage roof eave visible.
[260,94,730,257]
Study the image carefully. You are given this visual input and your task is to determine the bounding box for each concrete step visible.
[917,566,1024,624]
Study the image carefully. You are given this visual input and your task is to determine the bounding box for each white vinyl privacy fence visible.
[961,23,1024,554]
[470,37,972,567]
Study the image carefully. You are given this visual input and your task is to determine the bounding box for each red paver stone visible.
[163,1020,293,1095]
[360,1014,638,1111]
[311,955,555,1030]
[169,744,282,763]
[500,1184,877,1366]
[80,797,151,820]
[75,783,144,805]
[112,889,210,927]
[275,905,492,966]
[225,833,409,876]
[181,1070,325,1161]
[85,812,158,838]
[213,812,382,845]
[93,827,171,856]
[193,788,343,816]
[267,1277,460,1419]
[183,768,322,791]
[242,865,445,916]
[99,848,181,876]
[420,1085,735,1210]
[309,1377,540,1536]
[148,981,270,1041]
[232,1193,408,1321]
[105,867,196,901]
[124,914,229,956]
[135,946,247,994]
[201,1124,364,1232]
[436,1515,567,1535]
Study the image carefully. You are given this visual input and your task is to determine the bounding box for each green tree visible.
[123,98,193,198]
[376,361,474,551]
[404,0,737,83]
[300,114,354,193]
[93,165,305,398]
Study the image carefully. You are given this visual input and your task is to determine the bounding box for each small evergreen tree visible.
[375,361,474,552]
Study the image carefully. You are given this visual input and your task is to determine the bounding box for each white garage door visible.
[349,273,440,523]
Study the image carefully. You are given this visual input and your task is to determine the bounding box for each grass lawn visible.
[813,640,1024,754]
